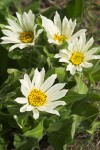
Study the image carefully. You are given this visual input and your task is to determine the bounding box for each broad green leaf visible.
[55,67,66,82]
[7,104,22,115]
[63,0,84,19]
[89,60,100,75]
[14,112,31,129]
[71,101,99,119]
[71,115,82,139]
[47,121,63,132]
[45,67,66,82]
[85,92,100,102]
[87,121,100,134]
[0,137,6,150]
[62,91,86,104]
[74,74,88,94]
[48,119,73,150]
[14,134,39,150]
[8,50,22,60]
[24,120,44,139]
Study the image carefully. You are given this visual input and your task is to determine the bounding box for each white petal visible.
[24,74,31,88]
[9,44,24,51]
[20,104,29,112]
[5,25,22,33]
[82,62,93,68]
[15,97,28,104]
[20,76,31,93]
[33,108,39,119]
[41,15,58,36]
[85,48,98,57]
[41,74,57,92]
[62,16,68,36]
[59,58,68,63]
[70,20,76,36]
[2,29,19,39]
[79,33,86,50]
[7,18,22,32]
[35,29,43,39]
[1,36,20,43]
[45,109,60,116]
[27,105,33,111]
[66,63,76,75]
[76,66,82,72]
[31,68,39,87]
[54,54,61,58]
[19,43,28,49]
[46,83,66,96]
[70,29,86,41]
[47,101,66,109]
[91,55,100,59]
[48,39,55,44]
[21,86,29,97]
[54,12,61,34]
[48,89,67,101]
[84,37,94,51]
[32,68,45,89]
[16,12,23,28]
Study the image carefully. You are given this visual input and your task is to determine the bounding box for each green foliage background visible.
[0,0,100,149]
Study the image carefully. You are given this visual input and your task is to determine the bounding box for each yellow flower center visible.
[54,34,66,43]
[70,52,84,65]
[28,89,47,107]
[20,31,34,43]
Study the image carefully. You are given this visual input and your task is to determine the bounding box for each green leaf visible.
[25,0,40,13]
[63,0,84,19]
[24,120,44,139]
[85,92,100,102]
[0,137,6,150]
[14,134,39,150]
[55,67,66,82]
[90,60,100,75]
[42,6,58,18]
[87,121,100,134]
[0,124,2,131]
[47,121,63,132]
[62,91,86,104]
[71,101,99,119]
[74,74,88,94]
[45,67,66,82]
[71,115,82,139]
[48,119,73,150]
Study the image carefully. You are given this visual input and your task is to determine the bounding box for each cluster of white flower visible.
[1,10,99,119]
[41,12,100,75]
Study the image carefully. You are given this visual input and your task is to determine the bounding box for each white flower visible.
[15,68,67,119]
[41,11,86,45]
[1,10,43,51]
[55,33,100,75]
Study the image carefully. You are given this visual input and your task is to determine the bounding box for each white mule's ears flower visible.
[55,33,100,75]
[1,10,43,51]
[15,68,68,119]
[41,11,86,45]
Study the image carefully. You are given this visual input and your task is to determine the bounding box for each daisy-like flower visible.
[55,33,100,75]
[1,10,43,51]
[41,11,86,45]
[15,68,67,119]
